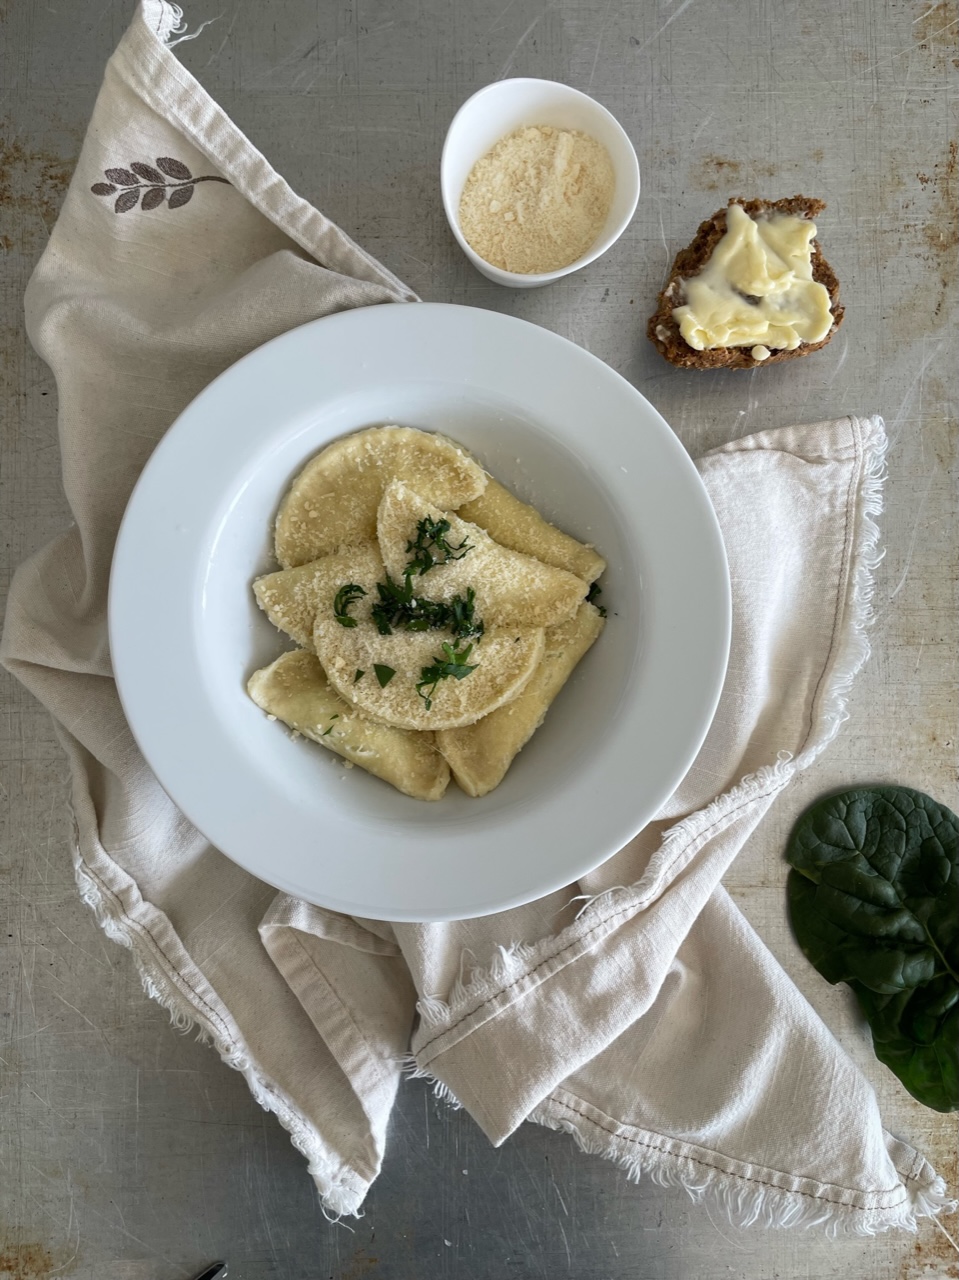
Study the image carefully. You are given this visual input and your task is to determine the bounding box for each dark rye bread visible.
[647,196,844,370]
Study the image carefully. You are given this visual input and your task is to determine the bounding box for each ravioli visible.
[254,544,383,652]
[274,425,487,568]
[377,480,587,630]
[458,477,606,584]
[437,603,604,796]
[314,618,545,732]
[251,425,607,798]
[248,649,449,801]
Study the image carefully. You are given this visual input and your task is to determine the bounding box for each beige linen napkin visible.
[2,0,951,1232]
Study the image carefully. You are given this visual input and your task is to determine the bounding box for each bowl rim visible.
[109,303,730,922]
[440,77,641,285]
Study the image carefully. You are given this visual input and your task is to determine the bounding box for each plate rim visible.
[109,303,731,921]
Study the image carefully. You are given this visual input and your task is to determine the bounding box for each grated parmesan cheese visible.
[459,125,615,274]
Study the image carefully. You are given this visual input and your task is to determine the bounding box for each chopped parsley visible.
[320,713,339,737]
[374,664,396,688]
[405,516,473,576]
[370,572,421,635]
[416,641,478,710]
[353,668,365,683]
[447,587,483,639]
[333,516,483,658]
[585,582,607,618]
[333,583,367,628]
[369,573,484,639]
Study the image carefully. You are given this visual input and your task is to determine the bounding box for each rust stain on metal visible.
[896,1138,958,1280]
[920,141,958,318]
[922,141,959,255]
[897,1235,959,1280]
[694,154,742,192]
[692,155,787,193]
[337,1247,381,1279]
[891,142,958,326]
[914,0,959,71]
[0,130,76,253]
[0,1241,76,1280]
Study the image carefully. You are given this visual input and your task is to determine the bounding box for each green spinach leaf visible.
[786,786,958,1112]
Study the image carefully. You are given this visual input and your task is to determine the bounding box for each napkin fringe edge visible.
[529,1097,954,1237]
[402,1055,465,1108]
[394,1055,955,1234]
[68,822,370,1218]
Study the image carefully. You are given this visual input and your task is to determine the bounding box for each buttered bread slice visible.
[647,197,843,369]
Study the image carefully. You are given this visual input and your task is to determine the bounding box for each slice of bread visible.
[647,196,843,370]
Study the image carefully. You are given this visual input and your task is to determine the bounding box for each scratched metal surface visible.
[1,0,956,1277]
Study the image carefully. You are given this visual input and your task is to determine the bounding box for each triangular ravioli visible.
[254,543,383,651]
[377,480,587,630]
[459,477,605,584]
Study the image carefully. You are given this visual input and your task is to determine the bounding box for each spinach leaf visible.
[786,786,958,1112]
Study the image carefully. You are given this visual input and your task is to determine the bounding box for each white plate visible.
[110,304,730,922]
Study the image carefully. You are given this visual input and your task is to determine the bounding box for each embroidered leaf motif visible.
[168,184,194,209]
[156,156,192,180]
[114,189,140,214]
[130,161,165,184]
[91,158,229,213]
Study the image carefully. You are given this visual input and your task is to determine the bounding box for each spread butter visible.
[672,203,833,353]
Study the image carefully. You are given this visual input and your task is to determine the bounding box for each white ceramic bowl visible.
[110,305,729,922]
[441,78,640,288]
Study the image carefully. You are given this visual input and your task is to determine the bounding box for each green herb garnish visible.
[416,641,478,710]
[585,582,607,618]
[447,587,484,639]
[353,669,365,683]
[335,521,483,647]
[370,575,483,640]
[374,664,396,688]
[405,516,473,576]
[370,573,417,635]
[333,582,367,627]
[320,714,339,737]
